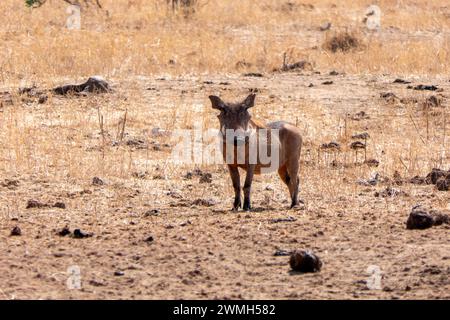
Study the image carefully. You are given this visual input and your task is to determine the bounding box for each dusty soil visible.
[0,72,449,300]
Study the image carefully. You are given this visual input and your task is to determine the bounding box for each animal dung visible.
[289,250,322,273]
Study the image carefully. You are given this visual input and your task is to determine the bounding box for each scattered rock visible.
[375,187,408,197]
[58,226,71,237]
[351,111,370,121]
[144,236,154,243]
[426,168,449,185]
[53,76,110,95]
[38,95,48,104]
[289,250,322,273]
[393,78,411,84]
[53,202,66,209]
[10,226,21,236]
[365,159,380,167]
[407,84,438,91]
[409,176,427,185]
[114,271,125,276]
[322,80,333,85]
[243,73,263,77]
[436,176,449,191]
[329,70,339,75]
[274,249,292,256]
[73,229,93,239]
[92,177,104,186]
[192,198,216,207]
[26,199,47,209]
[270,216,296,223]
[144,209,160,217]
[406,206,449,230]
[380,92,399,103]
[126,138,148,149]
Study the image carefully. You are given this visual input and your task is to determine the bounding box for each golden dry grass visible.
[0,0,449,300]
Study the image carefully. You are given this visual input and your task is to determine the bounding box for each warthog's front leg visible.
[243,164,255,211]
[227,165,241,211]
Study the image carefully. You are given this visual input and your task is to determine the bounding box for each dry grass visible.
[1,0,450,85]
[0,0,449,300]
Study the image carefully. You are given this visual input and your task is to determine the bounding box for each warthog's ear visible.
[243,93,256,109]
[209,95,226,110]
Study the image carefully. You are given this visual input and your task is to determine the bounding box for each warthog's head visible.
[209,94,256,146]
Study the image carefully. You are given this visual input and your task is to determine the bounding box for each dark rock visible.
[270,216,296,223]
[393,78,411,84]
[322,80,333,85]
[407,84,438,91]
[436,176,449,191]
[192,198,216,207]
[53,202,66,209]
[406,206,449,230]
[92,177,104,186]
[52,76,110,95]
[243,73,263,77]
[289,250,322,273]
[38,95,48,104]
[114,271,125,276]
[145,236,154,243]
[274,249,292,256]
[10,226,21,236]
[73,229,93,239]
[26,199,46,209]
[406,210,434,230]
[144,209,160,217]
[58,226,71,237]
[426,168,448,185]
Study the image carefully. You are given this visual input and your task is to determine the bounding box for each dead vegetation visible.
[0,0,449,300]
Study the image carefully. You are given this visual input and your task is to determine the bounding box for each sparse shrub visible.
[324,32,360,53]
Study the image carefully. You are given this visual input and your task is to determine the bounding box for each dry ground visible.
[0,0,449,300]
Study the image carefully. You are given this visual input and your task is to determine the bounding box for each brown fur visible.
[209,94,303,211]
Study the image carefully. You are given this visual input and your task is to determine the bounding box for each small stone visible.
[73,229,93,239]
[144,209,160,217]
[406,210,435,230]
[10,226,21,236]
[145,236,154,243]
[92,177,104,186]
[58,226,71,237]
[53,202,66,209]
[114,271,125,276]
[26,199,46,209]
[289,250,322,273]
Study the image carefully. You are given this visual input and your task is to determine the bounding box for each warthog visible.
[209,93,303,211]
